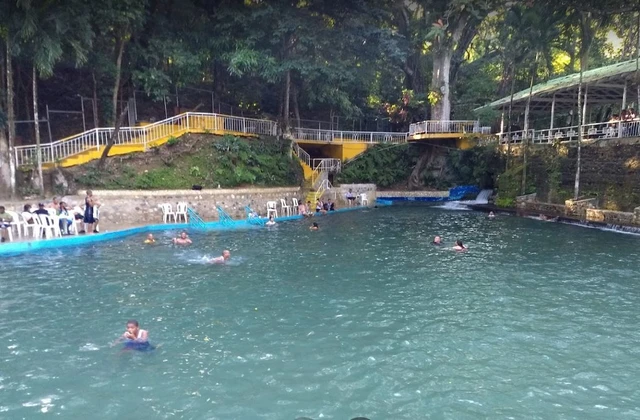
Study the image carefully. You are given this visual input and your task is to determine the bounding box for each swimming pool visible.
[2,205,640,419]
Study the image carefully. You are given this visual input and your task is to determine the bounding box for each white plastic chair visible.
[5,210,24,239]
[280,199,291,216]
[292,198,299,214]
[360,193,369,206]
[159,203,176,223]
[175,202,189,223]
[266,201,278,218]
[22,212,41,238]
[38,214,62,239]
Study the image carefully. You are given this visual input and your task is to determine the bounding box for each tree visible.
[422,0,504,121]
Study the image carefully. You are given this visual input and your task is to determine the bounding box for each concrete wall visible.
[328,184,376,206]
[2,187,302,229]
[376,190,449,199]
[586,208,635,225]
[521,201,566,216]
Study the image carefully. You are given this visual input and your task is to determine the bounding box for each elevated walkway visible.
[13,112,492,170]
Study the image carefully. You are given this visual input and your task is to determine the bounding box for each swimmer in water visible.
[310,222,319,230]
[453,240,467,251]
[488,211,495,219]
[209,250,231,264]
[265,216,276,226]
[173,231,192,245]
[114,319,148,345]
[144,233,156,244]
[432,235,442,245]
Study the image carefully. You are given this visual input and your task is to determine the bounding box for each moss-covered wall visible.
[527,143,640,211]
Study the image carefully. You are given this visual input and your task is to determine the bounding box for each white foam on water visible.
[79,343,100,352]
[435,189,493,211]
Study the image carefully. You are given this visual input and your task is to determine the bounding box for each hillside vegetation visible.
[69,135,302,190]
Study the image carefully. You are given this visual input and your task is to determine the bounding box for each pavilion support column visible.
[549,94,556,133]
[582,85,589,127]
[500,109,505,135]
[622,81,627,112]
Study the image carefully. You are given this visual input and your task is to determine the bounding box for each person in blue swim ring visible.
[116,319,153,351]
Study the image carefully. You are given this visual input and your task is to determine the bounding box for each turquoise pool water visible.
[2,205,640,419]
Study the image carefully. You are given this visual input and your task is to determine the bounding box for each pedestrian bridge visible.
[12,112,492,170]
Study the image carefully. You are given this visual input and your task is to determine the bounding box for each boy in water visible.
[144,233,156,244]
[121,319,148,343]
[209,250,231,264]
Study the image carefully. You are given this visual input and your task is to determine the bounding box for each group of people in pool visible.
[143,232,231,264]
[432,235,467,251]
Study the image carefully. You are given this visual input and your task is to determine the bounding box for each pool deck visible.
[0,205,370,256]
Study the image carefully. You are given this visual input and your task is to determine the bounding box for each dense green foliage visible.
[336,145,418,188]
[446,146,505,189]
[338,144,505,190]
[1,0,640,196]
[73,135,302,189]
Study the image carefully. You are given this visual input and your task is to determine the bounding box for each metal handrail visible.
[293,127,407,144]
[409,120,479,135]
[187,207,206,230]
[14,112,278,167]
[292,143,311,167]
[498,120,640,144]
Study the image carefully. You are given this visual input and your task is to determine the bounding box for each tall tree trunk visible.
[574,66,583,199]
[292,83,301,128]
[283,69,291,130]
[506,65,516,170]
[97,104,129,169]
[98,37,126,168]
[522,58,537,195]
[408,145,432,190]
[33,66,44,196]
[92,71,99,128]
[0,40,10,196]
[636,12,640,107]
[111,37,125,126]
[430,49,452,121]
[6,36,16,196]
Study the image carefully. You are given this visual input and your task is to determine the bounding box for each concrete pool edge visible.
[0,205,368,256]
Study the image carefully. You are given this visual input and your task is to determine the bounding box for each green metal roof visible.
[476,59,640,113]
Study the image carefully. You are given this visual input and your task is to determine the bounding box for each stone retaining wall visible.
[375,190,449,198]
[2,188,302,229]
[586,208,635,225]
[92,188,302,227]
[330,184,376,206]
[521,201,566,216]
[565,198,598,218]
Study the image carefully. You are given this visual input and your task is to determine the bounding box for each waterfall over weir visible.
[436,189,493,210]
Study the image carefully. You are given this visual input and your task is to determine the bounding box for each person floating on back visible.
[453,240,467,251]
[144,233,156,244]
[432,235,442,245]
[209,250,231,264]
[173,231,192,245]
[310,222,319,231]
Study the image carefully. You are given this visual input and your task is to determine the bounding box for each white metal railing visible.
[14,112,278,167]
[293,128,407,144]
[312,158,341,173]
[292,142,311,167]
[498,120,640,145]
[314,179,335,201]
[409,120,481,135]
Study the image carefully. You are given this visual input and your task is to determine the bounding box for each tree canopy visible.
[1,0,639,195]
